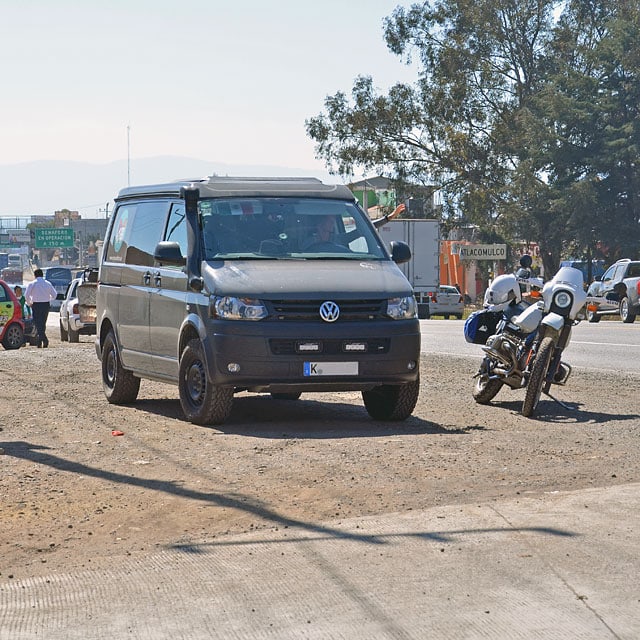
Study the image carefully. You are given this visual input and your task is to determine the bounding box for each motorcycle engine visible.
[483,333,518,368]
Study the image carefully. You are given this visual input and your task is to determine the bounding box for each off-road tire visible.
[522,336,554,418]
[620,297,636,324]
[101,330,140,404]
[2,323,24,350]
[362,377,420,421]
[59,320,68,341]
[68,326,80,343]
[472,360,503,404]
[179,338,234,425]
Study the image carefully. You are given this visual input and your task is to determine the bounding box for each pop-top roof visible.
[116,176,354,201]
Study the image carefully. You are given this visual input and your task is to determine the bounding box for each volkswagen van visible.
[95,176,420,424]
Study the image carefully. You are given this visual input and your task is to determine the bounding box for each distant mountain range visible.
[0,156,337,218]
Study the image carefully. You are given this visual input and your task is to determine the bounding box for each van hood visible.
[201,259,412,299]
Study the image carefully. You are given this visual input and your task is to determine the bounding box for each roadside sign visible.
[453,243,507,260]
[35,228,75,249]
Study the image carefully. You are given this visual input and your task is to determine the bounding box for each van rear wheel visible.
[102,330,140,403]
[179,339,234,425]
[362,378,419,421]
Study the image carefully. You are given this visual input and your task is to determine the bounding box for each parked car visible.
[0,278,24,349]
[59,277,96,342]
[586,259,640,323]
[44,267,73,311]
[428,285,464,319]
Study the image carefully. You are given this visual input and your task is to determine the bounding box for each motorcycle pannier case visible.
[464,310,503,344]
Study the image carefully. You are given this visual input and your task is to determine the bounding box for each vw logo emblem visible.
[319,300,340,322]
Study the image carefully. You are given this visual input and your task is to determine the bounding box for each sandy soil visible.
[1,331,638,580]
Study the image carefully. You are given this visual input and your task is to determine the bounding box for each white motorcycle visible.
[467,264,586,417]
[521,266,587,417]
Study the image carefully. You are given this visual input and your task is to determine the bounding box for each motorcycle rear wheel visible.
[521,336,554,417]
[472,360,503,404]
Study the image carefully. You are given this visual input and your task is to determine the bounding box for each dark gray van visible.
[95,176,420,424]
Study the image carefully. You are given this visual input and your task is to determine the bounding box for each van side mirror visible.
[154,241,186,266]
[390,240,412,265]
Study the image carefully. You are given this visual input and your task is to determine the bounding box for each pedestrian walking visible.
[24,269,58,348]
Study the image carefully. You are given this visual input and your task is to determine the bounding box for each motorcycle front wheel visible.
[472,359,503,404]
[521,336,554,417]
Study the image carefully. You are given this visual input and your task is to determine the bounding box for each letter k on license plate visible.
[304,362,359,376]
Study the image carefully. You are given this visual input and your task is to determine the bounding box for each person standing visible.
[24,269,57,348]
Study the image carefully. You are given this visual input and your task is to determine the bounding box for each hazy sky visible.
[0,0,418,174]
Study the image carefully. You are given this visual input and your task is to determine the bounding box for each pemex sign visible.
[35,227,75,249]
[452,243,507,260]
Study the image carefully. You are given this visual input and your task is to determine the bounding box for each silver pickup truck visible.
[586,259,640,323]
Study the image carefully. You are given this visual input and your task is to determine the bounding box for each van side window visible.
[105,201,169,266]
[126,202,170,266]
[164,203,187,258]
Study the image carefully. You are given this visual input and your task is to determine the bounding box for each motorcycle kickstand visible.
[542,390,573,410]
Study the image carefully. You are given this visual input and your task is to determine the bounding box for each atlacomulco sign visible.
[454,244,507,260]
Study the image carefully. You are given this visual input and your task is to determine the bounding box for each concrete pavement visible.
[1,483,638,639]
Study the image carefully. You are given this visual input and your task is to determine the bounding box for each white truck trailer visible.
[377,218,440,319]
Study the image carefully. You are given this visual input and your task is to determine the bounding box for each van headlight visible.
[210,296,268,320]
[386,296,417,320]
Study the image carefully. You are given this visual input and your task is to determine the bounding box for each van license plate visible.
[304,362,358,376]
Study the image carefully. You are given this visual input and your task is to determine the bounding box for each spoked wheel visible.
[2,323,24,350]
[179,338,234,425]
[522,336,554,417]
[472,359,503,404]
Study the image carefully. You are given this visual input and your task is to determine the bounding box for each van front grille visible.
[267,299,386,322]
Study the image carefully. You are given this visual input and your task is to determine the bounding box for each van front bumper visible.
[203,319,421,391]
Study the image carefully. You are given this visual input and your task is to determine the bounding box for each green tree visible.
[539,0,640,261]
[306,0,640,274]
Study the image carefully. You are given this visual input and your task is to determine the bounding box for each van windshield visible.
[199,198,388,260]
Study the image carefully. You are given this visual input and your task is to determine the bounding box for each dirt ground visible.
[1,330,639,581]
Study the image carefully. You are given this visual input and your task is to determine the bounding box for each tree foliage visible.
[306,0,640,273]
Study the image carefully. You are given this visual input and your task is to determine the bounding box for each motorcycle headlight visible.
[210,296,268,320]
[553,291,573,309]
[386,296,418,320]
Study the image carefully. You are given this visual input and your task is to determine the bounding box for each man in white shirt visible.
[25,269,58,348]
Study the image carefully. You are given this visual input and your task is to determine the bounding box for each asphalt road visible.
[47,310,639,374]
[421,317,640,374]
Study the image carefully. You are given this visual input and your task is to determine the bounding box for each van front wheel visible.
[362,378,419,421]
[179,339,233,425]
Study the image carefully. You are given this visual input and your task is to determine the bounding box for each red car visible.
[0,278,24,349]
